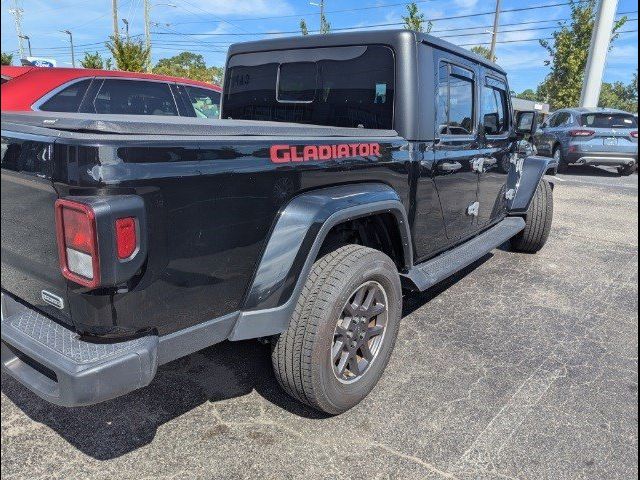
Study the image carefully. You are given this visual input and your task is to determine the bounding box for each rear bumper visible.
[566,151,638,167]
[1,292,158,407]
[1,291,238,407]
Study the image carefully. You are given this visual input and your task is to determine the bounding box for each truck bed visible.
[1,112,399,139]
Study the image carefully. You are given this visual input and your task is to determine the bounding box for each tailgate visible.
[1,130,72,325]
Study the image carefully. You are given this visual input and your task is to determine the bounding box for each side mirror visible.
[515,111,539,138]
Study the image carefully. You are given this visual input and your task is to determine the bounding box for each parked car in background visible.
[0,66,221,119]
[534,107,638,176]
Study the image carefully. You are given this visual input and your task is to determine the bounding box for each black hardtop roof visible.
[227,29,507,76]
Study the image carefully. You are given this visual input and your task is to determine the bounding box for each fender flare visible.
[229,183,412,341]
[508,156,557,214]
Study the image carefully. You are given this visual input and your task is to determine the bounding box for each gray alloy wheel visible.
[332,281,388,384]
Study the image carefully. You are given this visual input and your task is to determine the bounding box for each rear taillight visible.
[55,199,100,288]
[569,129,596,137]
[115,217,138,260]
[631,131,638,139]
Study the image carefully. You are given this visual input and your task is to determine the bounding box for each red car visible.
[1,66,222,119]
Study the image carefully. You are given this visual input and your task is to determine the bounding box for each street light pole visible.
[580,0,620,107]
[489,0,502,62]
[62,30,75,68]
[19,34,31,57]
[122,18,130,40]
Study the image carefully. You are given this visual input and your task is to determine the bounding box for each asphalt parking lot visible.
[1,166,638,480]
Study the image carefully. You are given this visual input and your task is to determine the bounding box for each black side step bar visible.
[402,217,526,292]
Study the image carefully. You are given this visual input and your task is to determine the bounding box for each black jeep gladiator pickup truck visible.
[1,30,555,415]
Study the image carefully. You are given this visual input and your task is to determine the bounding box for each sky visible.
[1,0,638,93]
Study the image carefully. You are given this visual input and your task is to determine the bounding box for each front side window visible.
[481,80,509,135]
[550,112,571,127]
[92,79,178,116]
[437,63,474,136]
[223,45,395,130]
[184,85,221,119]
[39,79,91,112]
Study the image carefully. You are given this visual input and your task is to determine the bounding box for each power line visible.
[149,1,596,37]
[458,28,638,46]
[169,0,439,26]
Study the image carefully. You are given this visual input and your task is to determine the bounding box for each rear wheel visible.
[618,164,636,176]
[271,245,402,415]
[511,179,554,254]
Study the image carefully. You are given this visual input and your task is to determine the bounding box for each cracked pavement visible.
[1,166,638,479]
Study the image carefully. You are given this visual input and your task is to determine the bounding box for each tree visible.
[81,52,109,70]
[1,52,13,66]
[471,45,493,61]
[320,13,331,34]
[537,0,627,109]
[300,19,309,36]
[598,74,638,112]
[516,89,540,102]
[106,36,150,72]
[154,51,223,85]
[403,2,432,33]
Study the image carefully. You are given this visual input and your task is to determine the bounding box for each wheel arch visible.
[229,183,412,341]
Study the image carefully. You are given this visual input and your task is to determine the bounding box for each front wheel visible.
[553,146,568,174]
[272,245,402,415]
[511,179,554,254]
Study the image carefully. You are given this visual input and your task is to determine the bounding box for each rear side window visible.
[184,85,221,118]
[481,78,509,135]
[39,79,91,112]
[437,63,475,136]
[223,45,395,129]
[581,113,637,128]
[91,79,178,116]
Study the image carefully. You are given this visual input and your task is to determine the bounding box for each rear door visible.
[1,130,71,325]
[476,70,512,229]
[431,56,481,243]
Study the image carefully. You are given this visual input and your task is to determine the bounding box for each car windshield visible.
[580,113,637,129]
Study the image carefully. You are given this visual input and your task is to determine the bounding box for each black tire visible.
[272,245,402,415]
[511,179,554,254]
[553,146,568,174]
[618,164,636,176]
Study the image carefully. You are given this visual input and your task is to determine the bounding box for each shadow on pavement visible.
[559,165,634,178]
[1,253,494,460]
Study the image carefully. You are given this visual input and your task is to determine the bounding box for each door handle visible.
[439,161,463,172]
[472,157,497,173]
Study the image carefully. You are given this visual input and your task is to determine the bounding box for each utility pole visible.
[144,0,152,72]
[580,0,619,107]
[9,0,25,59]
[489,0,502,62]
[112,0,119,40]
[62,30,75,68]
[19,35,31,57]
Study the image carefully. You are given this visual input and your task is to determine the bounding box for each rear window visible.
[580,113,637,129]
[223,45,395,130]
